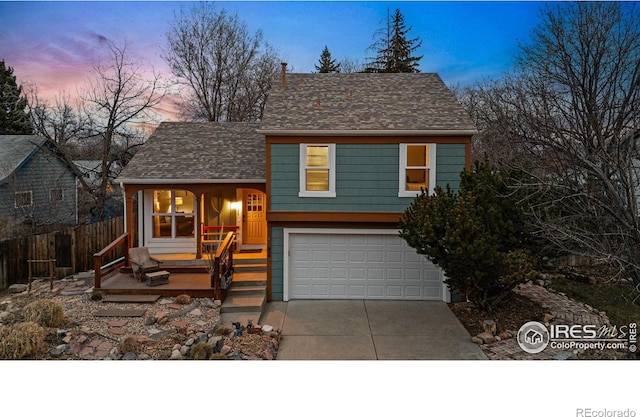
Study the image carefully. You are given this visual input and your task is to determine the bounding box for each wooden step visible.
[233,263,267,273]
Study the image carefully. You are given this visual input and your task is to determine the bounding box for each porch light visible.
[230,201,242,211]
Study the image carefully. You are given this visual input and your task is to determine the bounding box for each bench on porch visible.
[202,225,238,253]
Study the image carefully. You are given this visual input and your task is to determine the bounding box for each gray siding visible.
[270,143,466,212]
[0,146,77,226]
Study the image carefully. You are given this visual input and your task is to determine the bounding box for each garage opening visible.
[284,229,448,301]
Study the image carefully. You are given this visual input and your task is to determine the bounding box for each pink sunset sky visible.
[0,1,545,122]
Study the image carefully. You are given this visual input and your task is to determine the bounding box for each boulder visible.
[8,284,27,293]
[477,332,497,344]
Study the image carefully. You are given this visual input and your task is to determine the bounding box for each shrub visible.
[119,336,142,354]
[175,294,191,305]
[0,322,45,359]
[23,299,66,327]
[190,342,213,360]
[399,160,536,311]
[214,325,233,336]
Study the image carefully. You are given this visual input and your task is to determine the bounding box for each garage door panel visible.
[289,232,443,300]
[349,251,366,263]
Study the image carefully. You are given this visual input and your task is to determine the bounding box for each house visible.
[73,160,122,187]
[116,122,266,256]
[116,70,477,302]
[260,71,476,301]
[0,135,78,239]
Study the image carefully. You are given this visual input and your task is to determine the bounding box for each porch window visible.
[152,190,195,238]
[399,144,437,197]
[299,144,336,197]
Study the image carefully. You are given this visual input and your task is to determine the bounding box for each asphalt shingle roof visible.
[0,135,47,183]
[260,72,477,134]
[117,122,264,183]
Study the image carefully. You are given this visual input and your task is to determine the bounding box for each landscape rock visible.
[482,319,497,335]
[0,311,10,322]
[477,332,497,344]
[8,284,27,293]
[50,346,65,358]
[170,350,183,360]
[471,336,484,345]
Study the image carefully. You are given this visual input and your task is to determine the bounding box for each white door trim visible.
[283,228,450,302]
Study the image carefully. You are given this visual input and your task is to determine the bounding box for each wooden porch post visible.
[126,191,136,250]
[196,194,202,259]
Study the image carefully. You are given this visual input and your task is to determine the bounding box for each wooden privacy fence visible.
[0,217,124,290]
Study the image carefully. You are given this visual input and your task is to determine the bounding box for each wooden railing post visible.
[93,232,129,290]
[212,256,221,299]
[93,254,102,289]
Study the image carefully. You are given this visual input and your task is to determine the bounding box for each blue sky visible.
[0,1,545,97]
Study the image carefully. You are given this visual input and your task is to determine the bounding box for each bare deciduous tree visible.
[462,3,640,290]
[80,41,165,221]
[163,2,280,121]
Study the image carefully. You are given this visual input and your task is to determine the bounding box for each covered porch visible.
[122,182,267,260]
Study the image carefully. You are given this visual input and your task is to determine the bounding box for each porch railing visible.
[210,231,235,300]
[93,232,130,289]
[202,225,238,253]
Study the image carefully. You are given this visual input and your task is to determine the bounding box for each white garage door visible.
[287,231,445,300]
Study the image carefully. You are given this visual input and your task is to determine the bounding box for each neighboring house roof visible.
[73,160,102,173]
[0,135,48,184]
[259,72,478,136]
[117,122,264,184]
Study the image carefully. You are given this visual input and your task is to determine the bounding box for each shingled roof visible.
[117,122,264,184]
[259,72,477,135]
[0,135,48,183]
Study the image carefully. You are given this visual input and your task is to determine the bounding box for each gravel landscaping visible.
[0,277,279,360]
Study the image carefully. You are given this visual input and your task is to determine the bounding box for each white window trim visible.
[15,190,33,208]
[299,143,336,198]
[398,143,437,197]
[149,190,196,240]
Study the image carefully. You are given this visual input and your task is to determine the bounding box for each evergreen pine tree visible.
[366,8,423,73]
[0,60,32,135]
[399,160,535,311]
[315,46,340,73]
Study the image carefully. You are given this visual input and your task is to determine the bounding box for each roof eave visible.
[116,178,266,185]
[256,129,478,137]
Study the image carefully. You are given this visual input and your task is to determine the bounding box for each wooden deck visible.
[94,248,266,298]
[96,269,215,298]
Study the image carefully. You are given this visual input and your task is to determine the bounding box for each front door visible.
[243,190,267,244]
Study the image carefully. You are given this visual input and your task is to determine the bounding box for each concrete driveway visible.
[260,300,486,360]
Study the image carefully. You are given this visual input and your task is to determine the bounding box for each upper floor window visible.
[50,188,63,202]
[299,144,336,197]
[399,144,437,197]
[15,191,33,208]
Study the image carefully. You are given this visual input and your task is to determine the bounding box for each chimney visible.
[281,62,287,90]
